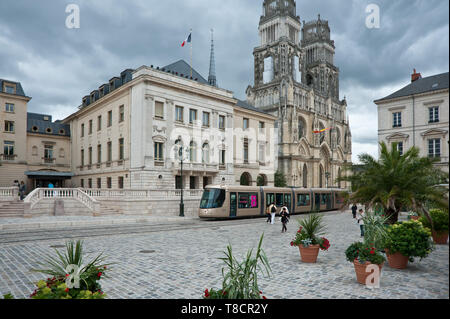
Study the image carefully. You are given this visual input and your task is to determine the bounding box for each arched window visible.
[257,174,267,186]
[174,138,183,160]
[319,165,324,188]
[202,143,210,164]
[240,172,252,186]
[189,141,197,163]
[298,117,306,140]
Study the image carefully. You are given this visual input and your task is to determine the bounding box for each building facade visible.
[375,70,449,174]
[246,0,352,188]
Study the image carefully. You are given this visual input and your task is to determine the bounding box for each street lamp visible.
[177,145,189,217]
[291,174,298,187]
[325,172,330,189]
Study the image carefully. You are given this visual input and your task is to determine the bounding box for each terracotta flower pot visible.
[353,260,383,285]
[385,249,409,269]
[432,231,449,245]
[298,244,320,263]
[410,216,419,221]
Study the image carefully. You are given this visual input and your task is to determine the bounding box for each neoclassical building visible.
[246,0,352,188]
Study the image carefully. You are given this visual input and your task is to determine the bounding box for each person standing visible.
[266,204,271,223]
[269,202,277,225]
[351,204,358,219]
[356,209,365,237]
[19,181,26,200]
[280,207,290,233]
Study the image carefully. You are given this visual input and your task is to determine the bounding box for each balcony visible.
[172,161,219,173]
[0,154,16,161]
[43,158,56,164]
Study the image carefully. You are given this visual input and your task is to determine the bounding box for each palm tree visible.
[338,142,448,228]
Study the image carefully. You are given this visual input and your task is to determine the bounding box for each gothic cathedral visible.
[246,0,352,189]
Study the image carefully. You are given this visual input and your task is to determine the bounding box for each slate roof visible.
[162,60,209,85]
[0,78,27,97]
[27,113,71,137]
[375,72,449,103]
[236,99,274,116]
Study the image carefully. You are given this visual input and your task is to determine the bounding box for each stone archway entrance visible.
[257,174,267,186]
[240,172,252,186]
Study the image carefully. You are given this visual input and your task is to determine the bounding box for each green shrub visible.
[419,209,449,234]
[345,242,385,265]
[384,221,434,262]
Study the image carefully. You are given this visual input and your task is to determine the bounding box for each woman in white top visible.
[356,209,365,237]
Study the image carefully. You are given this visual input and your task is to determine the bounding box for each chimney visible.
[411,69,422,82]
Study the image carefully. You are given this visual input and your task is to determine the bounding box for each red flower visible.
[204,289,210,298]
[290,241,294,246]
[97,272,102,277]
[65,288,69,293]
[65,274,70,277]
[262,296,267,299]
[370,250,375,255]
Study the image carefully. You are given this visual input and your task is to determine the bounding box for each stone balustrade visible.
[0,187,19,201]
[80,188,203,199]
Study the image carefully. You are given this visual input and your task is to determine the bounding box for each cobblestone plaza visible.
[0,211,448,299]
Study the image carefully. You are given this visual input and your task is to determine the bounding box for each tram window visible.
[238,193,258,209]
[297,194,310,206]
[266,193,275,206]
[284,194,291,208]
[200,189,226,209]
[321,194,329,205]
[276,194,283,206]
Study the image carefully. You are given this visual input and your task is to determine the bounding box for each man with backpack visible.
[268,202,277,225]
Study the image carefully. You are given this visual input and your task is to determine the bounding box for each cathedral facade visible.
[246,0,352,189]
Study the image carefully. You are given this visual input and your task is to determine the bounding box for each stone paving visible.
[0,211,448,299]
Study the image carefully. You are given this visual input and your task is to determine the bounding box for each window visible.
[175,106,184,122]
[81,149,85,166]
[155,101,164,120]
[189,109,197,124]
[4,85,15,94]
[88,120,93,134]
[88,178,92,189]
[119,105,125,123]
[243,138,249,164]
[200,189,226,209]
[3,141,14,156]
[266,193,275,206]
[44,145,53,159]
[4,121,14,133]
[276,193,283,206]
[202,143,210,164]
[396,142,404,156]
[97,178,102,189]
[88,147,93,165]
[81,123,85,137]
[297,194,310,206]
[107,111,113,127]
[220,150,226,165]
[189,141,197,162]
[190,176,197,189]
[107,142,112,162]
[97,115,102,131]
[119,138,124,160]
[428,139,441,158]
[393,112,402,127]
[118,177,124,189]
[97,144,102,164]
[80,179,84,188]
[238,193,258,209]
[259,143,265,163]
[175,176,183,189]
[154,142,164,161]
[5,103,14,113]
[202,112,210,127]
[219,115,225,130]
[107,177,112,189]
[284,194,291,209]
[243,118,249,130]
[259,121,265,134]
[429,107,439,123]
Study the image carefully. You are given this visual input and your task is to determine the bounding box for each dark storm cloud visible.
[0,0,448,162]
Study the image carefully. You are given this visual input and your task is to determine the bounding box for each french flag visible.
[181,32,192,47]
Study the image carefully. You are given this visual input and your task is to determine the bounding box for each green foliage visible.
[291,214,326,245]
[30,280,105,299]
[30,240,111,298]
[345,242,386,265]
[384,221,434,262]
[274,170,287,188]
[1,294,14,299]
[204,234,271,300]
[419,209,449,234]
[362,210,390,250]
[338,142,449,224]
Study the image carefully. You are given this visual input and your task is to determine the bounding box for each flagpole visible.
[190,28,193,78]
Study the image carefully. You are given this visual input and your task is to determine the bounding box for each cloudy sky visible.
[0,0,448,163]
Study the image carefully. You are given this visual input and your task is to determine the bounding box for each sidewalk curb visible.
[0,216,198,231]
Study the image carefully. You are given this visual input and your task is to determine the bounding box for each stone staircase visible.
[0,201,25,218]
[93,203,123,217]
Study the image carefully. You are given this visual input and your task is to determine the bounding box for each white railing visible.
[80,188,203,200]
[24,188,100,212]
[0,187,19,201]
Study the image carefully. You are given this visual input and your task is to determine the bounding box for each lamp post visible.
[291,174,298,187]
[178,146,189,217]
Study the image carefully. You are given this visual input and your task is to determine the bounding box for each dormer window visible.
[99,88,104,97]
[43,116,49,121]
[32,126,39,132]
[109,80,115,90]
[46,127,53,134]
[3,83,16,94]
[59,129,65,135]
[91,93,95,102]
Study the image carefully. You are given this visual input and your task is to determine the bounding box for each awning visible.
[25,171,74,178]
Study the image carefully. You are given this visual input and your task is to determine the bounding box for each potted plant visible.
[408,212,420,221]
[419,209,449,244]
[30,240,110,299]
[203,234,271,299]
[345,242,385,285]
[290,214,330,263]
[383,220,434,269]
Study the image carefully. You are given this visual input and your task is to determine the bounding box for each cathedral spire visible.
[208,29,217,87]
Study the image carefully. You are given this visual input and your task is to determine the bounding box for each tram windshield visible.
[200,189,226,209]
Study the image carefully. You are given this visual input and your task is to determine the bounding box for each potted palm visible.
[383,220,434,269]
[419,209,449,244]
[290,214,330,263]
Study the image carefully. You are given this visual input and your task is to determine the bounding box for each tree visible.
[274,171,287,188]
[338,142,449,227]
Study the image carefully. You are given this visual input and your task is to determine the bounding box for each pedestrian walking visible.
[356,209,365,237]
[19,181,26,200]
[266,204,272,223]
[280,207,290,233]
[269,202,277,225]
[351,204,358,219]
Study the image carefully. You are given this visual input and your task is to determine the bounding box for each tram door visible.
[327,194,333,210]
[314,193,321,211]
[230,192,237,217]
